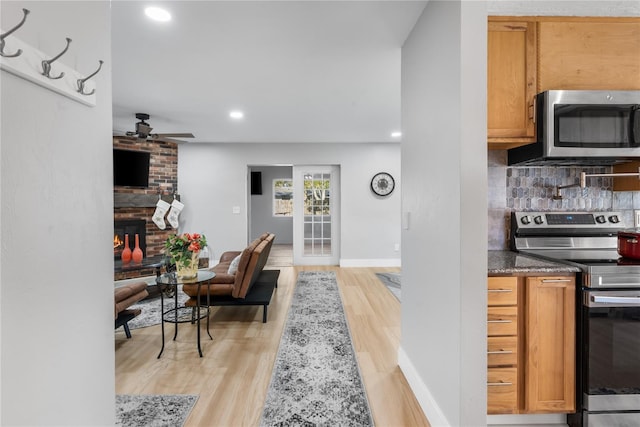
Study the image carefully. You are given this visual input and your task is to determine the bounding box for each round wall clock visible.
[370,172,395,196]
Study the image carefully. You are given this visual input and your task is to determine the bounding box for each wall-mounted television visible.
[113,149,150,187]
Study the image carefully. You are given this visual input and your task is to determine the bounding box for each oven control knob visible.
[521,215,531,225]
[596,215,607,224]
[534,215,544,225]
[609,215,620,223]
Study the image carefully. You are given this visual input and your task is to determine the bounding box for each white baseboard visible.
[339,258,401,267]
[398,346,450,427]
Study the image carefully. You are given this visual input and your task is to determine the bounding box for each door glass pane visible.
[303,172,331,256]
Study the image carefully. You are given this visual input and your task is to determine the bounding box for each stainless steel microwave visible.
[508,90,640,165]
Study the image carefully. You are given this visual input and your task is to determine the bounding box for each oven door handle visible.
[590,295,640,305]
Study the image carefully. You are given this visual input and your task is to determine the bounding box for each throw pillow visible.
[227,255,241,275]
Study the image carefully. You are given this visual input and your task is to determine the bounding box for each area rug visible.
[115,394,198,427]
[260,271,374,427]
[375,272,401,301]
[124,286,189,330]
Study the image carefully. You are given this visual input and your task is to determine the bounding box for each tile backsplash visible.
[488,150,640,250]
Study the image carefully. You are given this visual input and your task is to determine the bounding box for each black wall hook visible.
[41,37,71,79]
[77,60,103,95]
[0,8,30,58]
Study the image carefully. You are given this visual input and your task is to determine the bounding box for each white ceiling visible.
[111,1,427,143]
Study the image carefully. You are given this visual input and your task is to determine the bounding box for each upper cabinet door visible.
[538,19,640,92]
[487,20,537,148]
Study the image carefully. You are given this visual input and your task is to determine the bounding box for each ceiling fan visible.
[122,113,195,142]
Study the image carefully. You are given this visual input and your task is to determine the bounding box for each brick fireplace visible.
[113,137,178,280]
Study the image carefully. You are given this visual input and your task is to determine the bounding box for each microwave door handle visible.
[591,295,640,305]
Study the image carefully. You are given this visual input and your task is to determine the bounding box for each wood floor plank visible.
[115,266,429,426]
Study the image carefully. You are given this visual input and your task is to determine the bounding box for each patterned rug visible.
[122,286,189,330]
[375,272,401,301]
[260,271,374,426]
[115,394,198,427]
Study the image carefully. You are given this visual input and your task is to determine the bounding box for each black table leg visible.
[172,286,178,341]
[157,283,165,359]
[197,282,202,357]
[206,280,213,340]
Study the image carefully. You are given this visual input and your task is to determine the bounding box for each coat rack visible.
[0,8,103,107]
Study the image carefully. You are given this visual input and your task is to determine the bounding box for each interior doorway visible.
[248,165,293,267]
[248,164,340,266]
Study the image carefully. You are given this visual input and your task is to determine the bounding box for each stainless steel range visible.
[511,211,640,427]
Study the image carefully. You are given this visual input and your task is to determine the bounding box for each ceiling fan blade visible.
[154,136,193,144]
[153,133,195,138]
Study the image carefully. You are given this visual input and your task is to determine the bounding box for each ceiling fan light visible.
[229,111,244,119]
[145,7,171,22]
[391,131,402,138]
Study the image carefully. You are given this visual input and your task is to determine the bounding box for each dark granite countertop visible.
[488,250,581,275]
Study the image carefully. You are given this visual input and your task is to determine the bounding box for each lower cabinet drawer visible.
[487,367,518,414]
[487,336,517,367]
[488,306,518,336]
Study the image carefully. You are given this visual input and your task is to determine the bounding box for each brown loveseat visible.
[182,232,275,299]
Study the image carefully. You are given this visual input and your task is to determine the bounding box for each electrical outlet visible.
[635,210,640,228]
[394,243,400,252]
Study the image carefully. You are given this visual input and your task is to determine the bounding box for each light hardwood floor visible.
[115,266,430,427]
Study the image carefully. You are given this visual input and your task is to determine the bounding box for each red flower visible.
[188,242,201,252]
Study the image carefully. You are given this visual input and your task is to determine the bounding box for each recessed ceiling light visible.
[145,7,171,22]
[229,111,244,119]
[391,131,402,138]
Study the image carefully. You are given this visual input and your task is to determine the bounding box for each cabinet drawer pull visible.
[487,350,513,354]
[488,289,513,293]
[531,97,536,123]
[541,279,571,283]
[488,320,512,323]
[487,382,513,387]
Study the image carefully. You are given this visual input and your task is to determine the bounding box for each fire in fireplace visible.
[114,220,146,260]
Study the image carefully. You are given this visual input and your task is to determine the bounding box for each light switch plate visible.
[232,206,241,214]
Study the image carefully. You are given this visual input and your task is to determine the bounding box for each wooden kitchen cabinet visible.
[537,18,640,92]
[487,16,640,149]
[487,275,575,415]
[487,276,521,414]
[487,19,537,148]
[524,276,575,413]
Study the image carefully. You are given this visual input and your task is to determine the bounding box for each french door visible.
[292,165,340,265]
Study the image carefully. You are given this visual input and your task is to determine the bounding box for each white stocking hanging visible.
[167,199,184,229]
[152,199,171,230]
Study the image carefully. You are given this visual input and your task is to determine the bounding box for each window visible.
[273,179,293,216]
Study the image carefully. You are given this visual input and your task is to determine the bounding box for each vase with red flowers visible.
[165,233,207,279]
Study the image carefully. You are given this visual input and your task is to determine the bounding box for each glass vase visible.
[175,251,199,279]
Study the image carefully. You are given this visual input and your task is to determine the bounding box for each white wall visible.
[400,1,487,425]
[178,143,401,266]
[0,1,114,425]
[249,166,293,243]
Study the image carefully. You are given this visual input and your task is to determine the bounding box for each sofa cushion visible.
[114,282,148,318]
[232,237,263,289]
[233,236,274,298]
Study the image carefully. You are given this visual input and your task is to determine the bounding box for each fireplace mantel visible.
[114,193,179,208]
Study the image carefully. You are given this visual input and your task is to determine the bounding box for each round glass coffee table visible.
[155,270,215,358]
